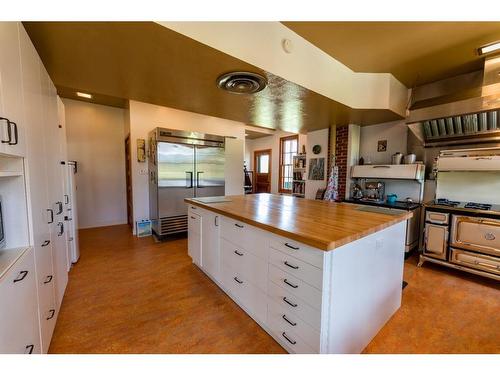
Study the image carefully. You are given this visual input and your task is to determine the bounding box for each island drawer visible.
[221,239,268,293]
[267,281,321,330]
[270,236,324,269]
[268,299,320,352]
[268,264,322,309]
[221,264,267,324]
[221,217,269,260]
[269,249,323,290]
[267,313,317,354]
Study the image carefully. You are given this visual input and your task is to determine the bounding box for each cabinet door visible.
[0,22,26,156]
[424,224,448,260]
[0,249,41,354]
[201,212,220,281]
[188,213,202,266]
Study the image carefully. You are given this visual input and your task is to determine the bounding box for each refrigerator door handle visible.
[196,171,204,188]
[185,171,193,188]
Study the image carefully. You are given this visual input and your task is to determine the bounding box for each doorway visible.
[125,135,133,227]
[253,149,272,193]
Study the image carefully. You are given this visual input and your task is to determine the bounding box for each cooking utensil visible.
[404,154,416,164]
[386,194,397,204]
[391,152,403,165]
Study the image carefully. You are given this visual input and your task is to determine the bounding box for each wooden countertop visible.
[185,194,412,251]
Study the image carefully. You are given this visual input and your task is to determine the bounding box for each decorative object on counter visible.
[312,144,321,154]
[377,139,387,152]
[308,158,325,180]
[323,164,339,202]
[137,138,146,162]
[359,157,364,165]
[391,152,403,165]
[136,219,152,237]
[403,153,416,164]
[351,183,363,200]
[386,194,398,204]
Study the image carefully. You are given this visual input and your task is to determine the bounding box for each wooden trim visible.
[278,135,299,194]
[253,149,272,193]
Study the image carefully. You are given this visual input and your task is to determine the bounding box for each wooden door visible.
[125,135,133,227]
[254,149,271,193]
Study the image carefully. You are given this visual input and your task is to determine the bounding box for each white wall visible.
[305,128,330,199]
[129,100,246,228]
[359,120,408,165]
[245,131,306,194]
[63,99,128,229]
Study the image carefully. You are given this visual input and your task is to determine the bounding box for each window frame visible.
[278,134,299,194]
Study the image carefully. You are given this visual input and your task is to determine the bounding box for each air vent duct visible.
[216,71,267,94]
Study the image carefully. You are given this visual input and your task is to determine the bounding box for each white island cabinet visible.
[186,197,407,354]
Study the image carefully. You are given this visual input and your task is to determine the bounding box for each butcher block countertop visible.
[185,194,412,251]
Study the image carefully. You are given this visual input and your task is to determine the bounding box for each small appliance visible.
[363,181,385,202]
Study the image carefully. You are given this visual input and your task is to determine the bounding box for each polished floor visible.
[49,225,500,354]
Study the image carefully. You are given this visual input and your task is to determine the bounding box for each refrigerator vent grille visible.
[159,215,188,235]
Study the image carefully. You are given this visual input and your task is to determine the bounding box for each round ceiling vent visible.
[216,71,267,94]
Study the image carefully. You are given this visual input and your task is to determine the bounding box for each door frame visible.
[125,135,133,227]
[253,149,272,193]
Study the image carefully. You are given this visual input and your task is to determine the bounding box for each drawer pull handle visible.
[282,314,297,326]
[234,223,244,228]
[284,243,299,250]
[282,332,296,345]
[284,260,299,270]
[13,271,28,283]
[190,216,196,219]
[25,344,34,354]
[283,297,297,307]
[41,240,51,247]
[234,250,244,256]
[283,278,298,289]
[47,309,56,320]
[44,275,53,284]
[191,206,197,209]
[234,277,243,284]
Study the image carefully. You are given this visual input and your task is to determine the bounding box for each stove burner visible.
[464,202,492,210]
[436,198,460,207]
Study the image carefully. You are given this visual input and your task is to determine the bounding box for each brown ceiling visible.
[282,22,500,87]
[23,22,402,133]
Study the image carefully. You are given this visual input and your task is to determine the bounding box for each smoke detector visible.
[216,72,267,94]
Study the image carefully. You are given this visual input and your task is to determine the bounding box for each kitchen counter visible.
[185,193,411,251]
[0,247,30,280]
[424,200,500,218]
[344,198,421,211]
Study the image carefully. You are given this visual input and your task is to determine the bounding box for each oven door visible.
[424,223,448,260]
[450,215,500,257]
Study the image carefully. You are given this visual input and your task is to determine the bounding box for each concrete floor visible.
[49,225,500,354]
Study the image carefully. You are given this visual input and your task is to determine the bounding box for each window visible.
[279,135,298,193]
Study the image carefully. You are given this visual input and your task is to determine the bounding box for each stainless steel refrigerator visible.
[148,128,225,238]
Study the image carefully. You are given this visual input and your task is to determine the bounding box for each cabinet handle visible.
[373,165,391,168]
[47,208,54,224]
[284,260,299,270]
[284,243,299,250]
[190,206,197,210]
[234,223,244,228]
[234,276,243,284]
[282,314,297,326]
[283,278,298,289]
[41,240,51,247]
[214,216,219,227]
[13,270,28,283]
[47,309,56,320]
[44,275,53,284]
[8,120,18,145]
[190,216,197,220]
[56,201,63,215]
[0,116,11,144]
[25,344,34,354]
[282,332,296,345]
[234,250,244,256]
[57,222,64,236]
[64,194,69,205]
[282,296,297,307]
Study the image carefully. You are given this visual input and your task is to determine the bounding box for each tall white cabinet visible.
[0,22,74,354]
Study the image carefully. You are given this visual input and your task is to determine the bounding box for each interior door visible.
[254,149,271,193]
[157,142,195,217]
[195,145,225,198]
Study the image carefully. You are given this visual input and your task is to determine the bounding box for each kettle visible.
[391,152,403,165]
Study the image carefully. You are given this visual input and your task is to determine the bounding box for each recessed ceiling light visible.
[478,41,500,55]
[76,92,92,99]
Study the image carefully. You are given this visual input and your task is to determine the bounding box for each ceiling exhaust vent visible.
[216,72,267,94]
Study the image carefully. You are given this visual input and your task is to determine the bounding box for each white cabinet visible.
[201,210,220,281]
[0,22,25,157]
[188,211,202,266]
[0,248,41,354]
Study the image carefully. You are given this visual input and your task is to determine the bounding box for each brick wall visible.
[335,125,349,201]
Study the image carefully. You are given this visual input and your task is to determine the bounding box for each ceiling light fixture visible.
[216,72,267,94]
[76,92,92,99]
[478,41,500,56]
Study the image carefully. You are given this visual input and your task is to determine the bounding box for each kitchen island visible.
[185,194,411,353]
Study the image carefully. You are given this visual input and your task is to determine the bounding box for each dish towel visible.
[324,165,339,202]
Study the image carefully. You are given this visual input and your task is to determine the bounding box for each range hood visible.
[407,55,500,146]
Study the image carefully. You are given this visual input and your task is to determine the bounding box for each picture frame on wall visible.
[308,158,325,180]
[377,139,387,152]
